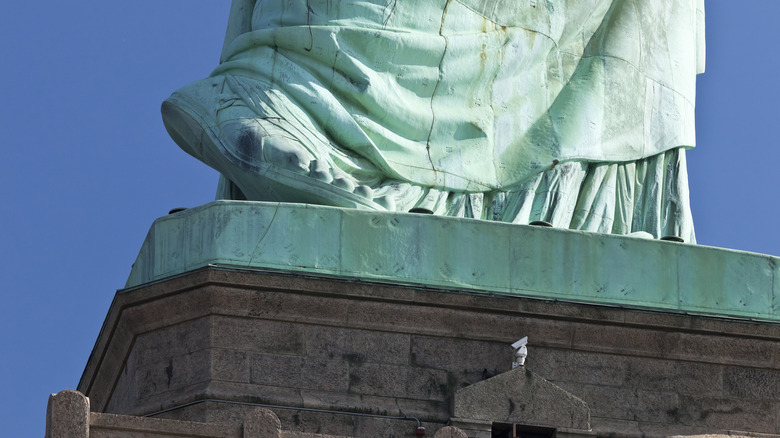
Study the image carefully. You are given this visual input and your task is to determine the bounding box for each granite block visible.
[211,316,305,355]
[243,408,282,438]
[136,349,211,400]
[410,336,512,377]
[305,326,411,366]
[211,349,251,383]
[134,317,211,366]
[46,390,89,438]
[576,384,680,424]
[571,324,678,357]
[678,395,777,431]
[529,348,628,387]
[723,367,779,400]
[673,333,776,367]
[623,356,723,396]
[434,426,468,438]
[249,353,349,392]
[348,362,448,401]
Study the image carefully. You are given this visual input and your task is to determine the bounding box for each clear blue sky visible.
[1,2,779,436]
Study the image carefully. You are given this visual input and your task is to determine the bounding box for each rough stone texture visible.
[243,408,282,438]
[454,366,590,430]
[435,426,468,438]
[46,390,89,438]
[79,268,780,438]
[448,418,492,438]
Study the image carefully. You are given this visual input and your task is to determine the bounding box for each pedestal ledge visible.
[45,390,292,438]
[127,200,780,322]
[454,366,590,431]
[46,390,89,438]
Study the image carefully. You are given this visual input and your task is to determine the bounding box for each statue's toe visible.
[309,159,334,183]
[261,136,311,174]
[354,185,374,199]
[375,195,396,211]
[310,160,375,200]
[332,177,356,192]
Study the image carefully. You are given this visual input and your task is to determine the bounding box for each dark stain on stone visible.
[437,373,458,398]
[699,406,743,420]
[509,398,516,415]
[482,368,498,380]
[165,359,173,387]
[666,407,681,422]
[342,353,365,364]
[349,373,362,387]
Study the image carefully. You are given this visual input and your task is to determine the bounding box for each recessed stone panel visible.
[410,336,512,377]
[623,356,723,396]
[529,348,628,387]
[723,367,780,400]
[673,332,776,367]
[305,326,411,366]
[211,316,305,355]
[348,362,448,401]
[249,353,349,393]
[677,395,777,431]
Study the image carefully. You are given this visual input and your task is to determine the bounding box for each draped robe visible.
[170,0,705,240]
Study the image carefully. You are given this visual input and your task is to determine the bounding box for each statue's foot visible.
[220,119,381,201]
[219,119,312,175]
[162,75,390,210]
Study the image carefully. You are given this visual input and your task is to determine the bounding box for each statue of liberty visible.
[162,0,705,242]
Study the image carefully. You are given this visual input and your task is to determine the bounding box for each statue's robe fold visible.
[206,0,703,240]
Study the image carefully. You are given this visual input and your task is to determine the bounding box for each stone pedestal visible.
[78,266,780,437]
[71,202,780,437]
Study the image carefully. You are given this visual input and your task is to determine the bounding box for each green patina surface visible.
[161,0,704,239]
[126,201,779,322]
